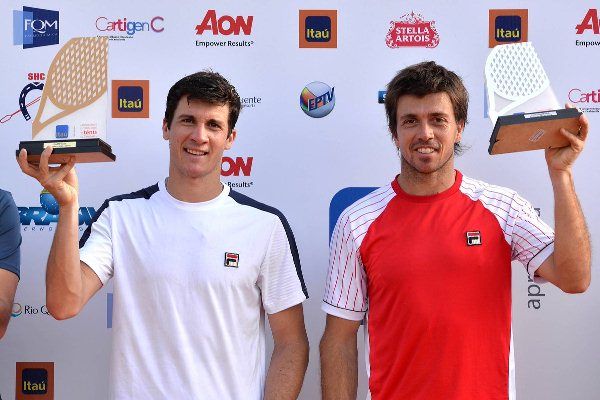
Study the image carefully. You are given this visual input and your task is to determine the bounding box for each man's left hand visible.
[545,104,588,173]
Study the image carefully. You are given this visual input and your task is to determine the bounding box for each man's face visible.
[162,97,235,182]
[393,92,463,175]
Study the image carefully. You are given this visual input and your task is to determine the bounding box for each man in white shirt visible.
[18,71,309,399]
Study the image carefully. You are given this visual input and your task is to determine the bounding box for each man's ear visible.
[225,129,237,150]
[456,121,465,143]
[162,119,169,140]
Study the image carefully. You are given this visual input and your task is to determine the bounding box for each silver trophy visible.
[485,42,580,155]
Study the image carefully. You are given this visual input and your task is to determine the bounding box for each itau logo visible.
[386,12,439,48]
[300,82,335,118]
[111,80,150,118]
[16,362,54,400]
[299,10,338,48]
[13,6,59,49]
[488,9,528,48]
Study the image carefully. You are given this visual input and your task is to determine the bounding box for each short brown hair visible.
[384,61,469,154]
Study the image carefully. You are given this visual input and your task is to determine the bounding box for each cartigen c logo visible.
[11,303,22,317]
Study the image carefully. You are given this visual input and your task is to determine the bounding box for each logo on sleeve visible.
[466,231,482,246]
[224,252,239,268]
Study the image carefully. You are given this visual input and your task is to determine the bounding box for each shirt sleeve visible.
[322,212,367,321]
[79,201,114,285]
[510,194,555,279]
[258,215,307,315]
[0,191,21,278]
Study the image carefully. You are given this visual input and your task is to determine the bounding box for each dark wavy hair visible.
[164,70,241,136]
[384,61,469,155]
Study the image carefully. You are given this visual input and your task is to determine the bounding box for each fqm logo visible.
[18,190,96,231]
[300,82,335,118]
[13,6,59,49]
[488,9,528,48]
[221,157,252,176]
[196,10,253,35]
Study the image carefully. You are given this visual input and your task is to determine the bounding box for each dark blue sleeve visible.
[0,190,21,278]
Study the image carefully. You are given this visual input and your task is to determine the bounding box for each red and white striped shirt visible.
[322,170,554,400]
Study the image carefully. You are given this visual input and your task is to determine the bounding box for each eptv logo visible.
[221,157,252,177]
[196,10,253,35]
[13,6,59,49]
[16,362,54,400]
[299,10,337,48]
[112,80,149,118]
[489,9,528,47]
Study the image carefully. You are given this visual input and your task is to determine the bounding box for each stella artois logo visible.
[386,12,439,48]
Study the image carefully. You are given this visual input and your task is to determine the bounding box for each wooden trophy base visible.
[17,138,116,163]
[488,108,582,155]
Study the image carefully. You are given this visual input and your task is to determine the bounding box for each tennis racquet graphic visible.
[32,37,108,138]
[485,42,559,124]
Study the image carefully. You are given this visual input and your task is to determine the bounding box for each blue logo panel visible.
[14,7,60,49]
[117,86,144,112]
[305,16,331,42]
[495,16,521,43]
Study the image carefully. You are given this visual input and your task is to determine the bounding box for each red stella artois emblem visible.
[386,12,439,48]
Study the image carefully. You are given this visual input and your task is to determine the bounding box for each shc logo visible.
[488,9,528,47]
[16,362,54,400]
[111,80,150,118]
[386,12,439,48]
[300,82,335,118]
[378,91,387,104]
[299,10,337,48]
[13,6,59,49]
[196,10,253,35]
[18,190,96,230]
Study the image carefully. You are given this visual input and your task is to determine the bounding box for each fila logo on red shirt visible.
[466,231,482,246]
[224,252,239,268]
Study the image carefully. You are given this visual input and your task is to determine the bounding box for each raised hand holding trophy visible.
[485,42,582,155]
[16,37,115,163]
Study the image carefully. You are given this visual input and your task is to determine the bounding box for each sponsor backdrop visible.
[1,1,599,399]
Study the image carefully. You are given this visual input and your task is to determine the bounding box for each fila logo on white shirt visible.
[224,252,240,268]
[466,231,482,246]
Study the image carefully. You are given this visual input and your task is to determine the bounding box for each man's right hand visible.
[17,147,78,206]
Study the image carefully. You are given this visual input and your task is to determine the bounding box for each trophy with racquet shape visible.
[485,42,581,155]
[17,37,116,163]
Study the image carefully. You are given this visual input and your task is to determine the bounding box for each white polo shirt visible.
[80,180,308,399]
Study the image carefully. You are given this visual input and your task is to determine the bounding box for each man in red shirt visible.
[320,61,591,400]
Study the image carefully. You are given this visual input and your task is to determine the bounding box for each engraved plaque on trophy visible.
[485,42,581,155]
[16,37,116,163]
